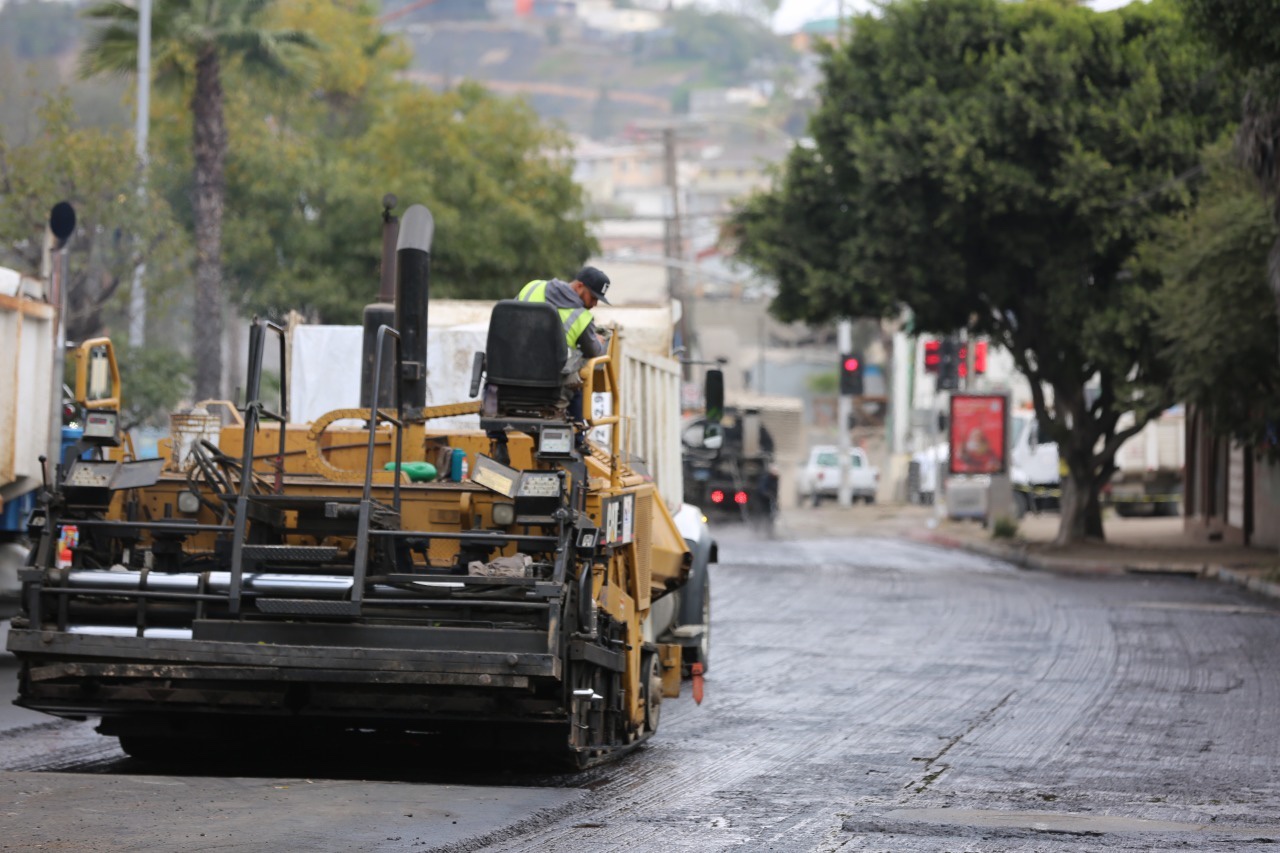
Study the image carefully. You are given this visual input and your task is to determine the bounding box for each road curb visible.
[909,531,1280,603]
[1205,565,1280,602]
[909,531,1122,575]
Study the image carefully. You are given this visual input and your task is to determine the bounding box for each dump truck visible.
[1,266,58,616]
[6,203,712,766]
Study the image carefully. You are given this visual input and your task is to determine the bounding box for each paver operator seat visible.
[474,300,582,467]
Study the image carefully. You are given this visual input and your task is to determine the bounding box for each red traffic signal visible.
[924,339,941,372]
[839,352,864,395]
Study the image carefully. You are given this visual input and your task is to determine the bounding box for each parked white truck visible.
[1009,407,1184,517]
[0,266,57,614]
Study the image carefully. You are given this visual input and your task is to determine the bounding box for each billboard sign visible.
[948,394,1007,475]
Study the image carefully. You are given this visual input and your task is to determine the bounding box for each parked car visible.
[798,446,879,505]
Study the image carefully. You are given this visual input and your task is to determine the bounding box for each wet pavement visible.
[2,523,1280,850]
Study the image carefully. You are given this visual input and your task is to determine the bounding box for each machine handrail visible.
[228,318,288,615]
[581,336,622,487]
[352,325,405,609]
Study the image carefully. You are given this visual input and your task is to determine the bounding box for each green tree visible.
[1149,143,1280,451]
[182,0,596,322]
[0,92,191,422]
[0,93,183,342]
[1179,1,1280,361]
[731,0,1231,544]
[79,0,316,402]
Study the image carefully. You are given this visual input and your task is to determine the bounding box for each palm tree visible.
[80,0,315,401]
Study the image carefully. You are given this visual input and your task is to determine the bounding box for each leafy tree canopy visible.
[0,91,192,422]
[731,0,1233,542]
[0,93,189,340]
[1148,142,1280,451]
[1179,0,1280,72]
[146,0,595,323]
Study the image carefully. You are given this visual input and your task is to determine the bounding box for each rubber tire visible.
[642,652,663,734]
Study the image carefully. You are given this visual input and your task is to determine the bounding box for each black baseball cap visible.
[576,266,611,304]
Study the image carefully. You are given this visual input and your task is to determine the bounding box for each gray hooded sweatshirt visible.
[539,278,605,358]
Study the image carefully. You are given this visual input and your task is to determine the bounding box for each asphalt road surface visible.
[2,528,1280,851]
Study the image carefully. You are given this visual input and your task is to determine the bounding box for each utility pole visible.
[837,318,853,507]
[662,127,684,305]
[128,0,151,348]
[662,125,693,372]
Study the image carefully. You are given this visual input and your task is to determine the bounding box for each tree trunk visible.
[1055,438,1106,546]
[192,45,226,402]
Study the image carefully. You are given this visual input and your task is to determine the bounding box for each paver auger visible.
[7,204,694,767]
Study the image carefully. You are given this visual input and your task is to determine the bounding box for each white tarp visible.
[288,303,683,509]
[290,323,489,430]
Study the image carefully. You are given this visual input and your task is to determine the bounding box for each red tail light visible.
[710,489,725,504]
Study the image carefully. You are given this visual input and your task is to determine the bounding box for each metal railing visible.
[228,319,288,614]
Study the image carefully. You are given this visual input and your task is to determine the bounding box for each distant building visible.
[789,17,841,52]
[687,87,769,120]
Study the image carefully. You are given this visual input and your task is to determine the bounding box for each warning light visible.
[710,489,725,504]
[734,491,749,505]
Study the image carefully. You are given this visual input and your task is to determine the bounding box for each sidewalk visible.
[770,503,1280,602]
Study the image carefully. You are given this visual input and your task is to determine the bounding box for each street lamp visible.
[129,0,151,348]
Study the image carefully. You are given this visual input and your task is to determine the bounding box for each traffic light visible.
[839,353,864,396]
[937,338,960,390]
[973,340,988,374]
[923,339,941,373]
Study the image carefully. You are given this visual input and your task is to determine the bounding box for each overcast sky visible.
[767,0,1136,31]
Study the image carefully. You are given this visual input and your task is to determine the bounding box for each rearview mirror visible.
[704,369,724,424]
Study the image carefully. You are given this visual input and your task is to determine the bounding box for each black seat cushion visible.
[486,300,568,389]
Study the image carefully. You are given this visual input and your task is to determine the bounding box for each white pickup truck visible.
[798,445,879,505]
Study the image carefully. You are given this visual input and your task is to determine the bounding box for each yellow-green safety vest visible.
[518,280,594,349]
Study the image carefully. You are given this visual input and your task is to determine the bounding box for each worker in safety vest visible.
[516,266,611,361]
[516,266,611,431]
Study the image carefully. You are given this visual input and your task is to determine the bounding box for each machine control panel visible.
[65,460,117,488]
[82,411,120,444]
[62,458,165,506]
[537,426,574,458]
[515,470,563,516]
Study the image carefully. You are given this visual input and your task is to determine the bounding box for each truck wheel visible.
[642,652,663,734]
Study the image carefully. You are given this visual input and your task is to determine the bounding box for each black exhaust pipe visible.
[395,204,434,421]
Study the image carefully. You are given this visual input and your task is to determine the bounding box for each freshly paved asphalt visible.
[2,526,1279,851]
